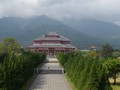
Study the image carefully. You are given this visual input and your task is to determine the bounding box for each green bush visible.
[57,52,112,90]
[0,52,46,90]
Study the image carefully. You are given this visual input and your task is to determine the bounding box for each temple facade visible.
[27,32,76,55]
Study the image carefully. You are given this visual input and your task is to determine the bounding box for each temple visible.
[27,32,76,55]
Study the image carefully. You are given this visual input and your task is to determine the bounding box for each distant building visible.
[117,57,120,60]
[81,49,90,52]
[90,45,96,51]
[27,32,76,55]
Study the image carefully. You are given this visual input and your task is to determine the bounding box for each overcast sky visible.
[0,0,120,25]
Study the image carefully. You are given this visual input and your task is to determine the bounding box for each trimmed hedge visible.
[0,52,46,90]
[57,52,112,90]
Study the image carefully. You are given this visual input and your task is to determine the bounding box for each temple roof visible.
[28,32,76,49]
[46,32,59,36]
[28,43,75,48]
[34,32,70,41]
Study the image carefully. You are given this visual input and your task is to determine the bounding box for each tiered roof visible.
[29,32,76,49]
[34,35,70,41]
[29,43,75,48]
[34,32,70,41]
[46,32,59,36]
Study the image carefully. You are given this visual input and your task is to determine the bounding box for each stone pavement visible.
[28,58,71,90]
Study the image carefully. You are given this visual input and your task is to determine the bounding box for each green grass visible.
[65,74,78,90]
[111,83,120,90]
[109,75,120,90]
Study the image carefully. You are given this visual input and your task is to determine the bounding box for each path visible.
[29,57,71,90]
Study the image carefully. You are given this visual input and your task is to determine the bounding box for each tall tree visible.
[101,43,114,58]
[103,59,120,84]
[0,38,21,54]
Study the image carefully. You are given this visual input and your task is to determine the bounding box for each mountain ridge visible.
[62,18,120,47]
[0,16,114,49]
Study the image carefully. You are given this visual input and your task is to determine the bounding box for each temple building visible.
[28,32,76,55]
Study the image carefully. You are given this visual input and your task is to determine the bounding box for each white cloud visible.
[0,0,120,24]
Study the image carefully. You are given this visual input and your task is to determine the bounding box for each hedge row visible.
[57,52,112,90]
[0,52,46,90]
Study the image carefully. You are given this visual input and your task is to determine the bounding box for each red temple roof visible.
[34,32,70,41]
[29,43,75,48]
[28,32,76,55]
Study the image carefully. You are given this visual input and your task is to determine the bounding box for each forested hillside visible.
[0,16,106,48]
[63,19,120,47]
[1,16,120,48]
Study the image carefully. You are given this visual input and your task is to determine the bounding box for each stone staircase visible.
[39,69,63,74]
[29,57,71,90]
[34,57,64,74]
[44,60,58,63]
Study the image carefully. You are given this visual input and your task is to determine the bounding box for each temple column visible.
[48,49,49,55]
[54,50,55,55]
[47,48,48,55]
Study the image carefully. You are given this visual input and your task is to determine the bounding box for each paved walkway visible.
[29,58,71,90]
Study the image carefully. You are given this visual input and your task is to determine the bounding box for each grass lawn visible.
[109,74,120,90]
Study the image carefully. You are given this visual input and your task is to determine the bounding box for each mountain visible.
[0,17,28,40]
[62,19,120,47]
[0,16,106,49]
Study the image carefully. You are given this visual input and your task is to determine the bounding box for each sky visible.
[0,0,120,25]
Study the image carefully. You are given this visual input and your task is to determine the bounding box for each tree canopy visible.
[101,43,114,58]
[0,38,21,54]
[57,52,112,90]
[0,38,46,90]
[103,59,120,84]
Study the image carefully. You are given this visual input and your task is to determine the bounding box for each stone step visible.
[46,55,56,58]
[44,61,58,63]
[39,70,63,74]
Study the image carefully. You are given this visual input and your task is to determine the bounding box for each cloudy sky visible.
[0,0,120,24]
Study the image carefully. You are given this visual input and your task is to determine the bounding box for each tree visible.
[103,59,120,84]
[58,51,112,90]
[0,38,21,54]
[0,43,3,54]
[87,51,98,59]
[101,43,114,58]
